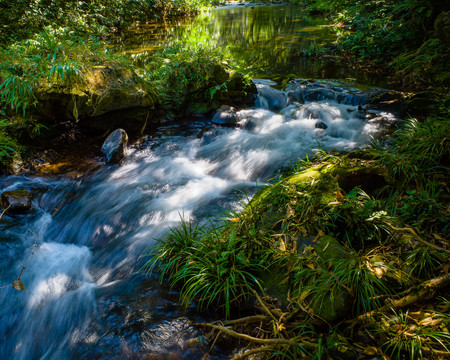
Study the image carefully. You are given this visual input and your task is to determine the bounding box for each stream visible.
[0,4,399,360]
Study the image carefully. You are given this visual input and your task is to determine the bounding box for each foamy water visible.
[0,81,398,359]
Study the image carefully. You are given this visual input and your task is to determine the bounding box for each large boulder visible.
[0,190,33,214]
[101,129,128,163]
[33,64,159,133]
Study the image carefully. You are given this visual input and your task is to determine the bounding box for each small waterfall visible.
[0,80,399,359]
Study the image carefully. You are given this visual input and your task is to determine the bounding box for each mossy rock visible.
[312,235,358,262]
[33,63,159,134]
[252,153,389,209]
[245,150,390,235]
[435,12,450,45]
[312,286,352,323]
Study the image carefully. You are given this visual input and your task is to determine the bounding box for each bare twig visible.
[254,291,278,323]
[224,315,269,326]
[0,204,11,220]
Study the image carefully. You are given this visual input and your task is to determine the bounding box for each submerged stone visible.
[255,84,286,111]
[1,190,33,214]
[101,129,128,163]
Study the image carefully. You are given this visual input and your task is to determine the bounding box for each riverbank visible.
[300,0,450,91]
[148,117,450,359]
[2,1,448,174]
[0,3,449,358]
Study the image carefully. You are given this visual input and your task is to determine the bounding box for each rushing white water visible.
[0,81,398,359]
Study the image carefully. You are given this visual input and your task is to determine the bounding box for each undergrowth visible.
[140,43,226,109]
[144,116,450,359]
[0,27,128,169]
[299,0,450,88]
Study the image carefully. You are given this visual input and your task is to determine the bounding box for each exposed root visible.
[352,273,450,323]
[385,222,450,253]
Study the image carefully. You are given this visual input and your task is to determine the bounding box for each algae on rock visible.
[34,63,159,133]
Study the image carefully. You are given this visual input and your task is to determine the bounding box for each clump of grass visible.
[376,117,450,186]
[402,247,442,281]
[144,217,267,318]
[375,309,450,360]
[0,74,36,115]
[0,130,22,168]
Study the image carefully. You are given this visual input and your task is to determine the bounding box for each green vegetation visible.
[141,43,225,109]
[145,116,450,359]
[0,0,217,171]
[0,0,211,44]
[0,27,132,169]
[299,0,450,88]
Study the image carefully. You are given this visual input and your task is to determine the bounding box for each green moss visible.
[312,235,358,262]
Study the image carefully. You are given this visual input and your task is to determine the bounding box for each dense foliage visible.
[299,0,450,87]
[0,0,210,43]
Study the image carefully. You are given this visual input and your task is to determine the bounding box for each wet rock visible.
[101,129,128,163]
[315,121,328,129]
[211,105,237,126]
[304,88,335,102]
[1,190,33,214]
[336,92,364,106]
[435,12,450,45]
[255,84,286,111]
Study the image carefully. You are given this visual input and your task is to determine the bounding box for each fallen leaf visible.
[12,279,25,291]
[298,289,311,302]
[432,233,445,241]
[328,201,341,206]
[419,317,442,327]
[363,346,380,356]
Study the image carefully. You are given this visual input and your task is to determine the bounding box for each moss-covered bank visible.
[0,28,254,173]
[146,116,450,359]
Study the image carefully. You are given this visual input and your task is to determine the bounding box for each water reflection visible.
[119,5,377,84]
